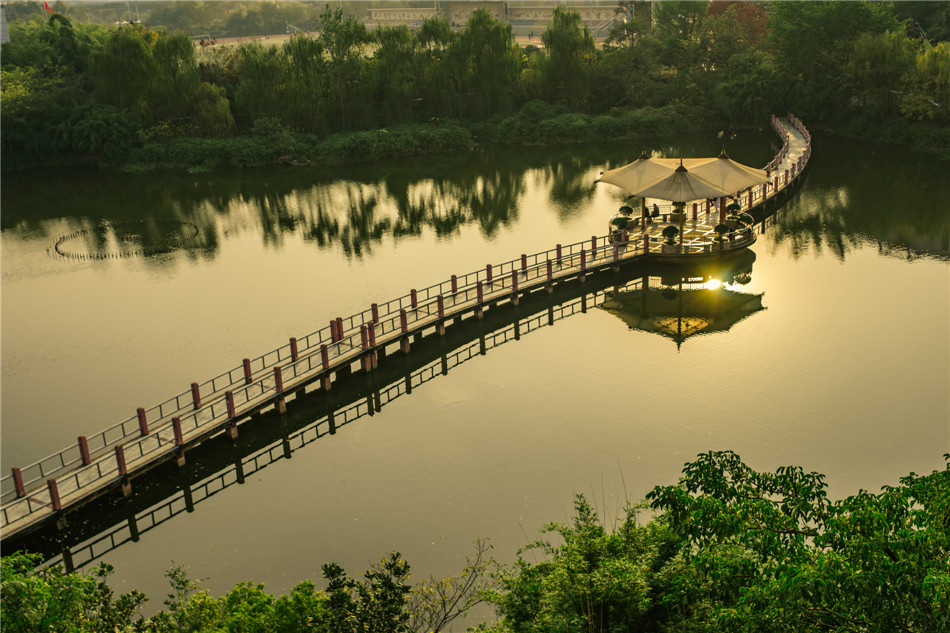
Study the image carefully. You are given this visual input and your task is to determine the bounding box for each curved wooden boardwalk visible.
[0,115,812,540]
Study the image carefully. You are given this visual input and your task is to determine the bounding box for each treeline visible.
[3,453,948,632]
[2,1,949,171]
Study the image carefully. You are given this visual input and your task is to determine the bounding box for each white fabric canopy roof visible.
[598,152,767,203]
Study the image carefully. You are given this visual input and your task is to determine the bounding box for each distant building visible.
[364,1,618,37]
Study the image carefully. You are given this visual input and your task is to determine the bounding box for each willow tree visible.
[231,42,286,129]
[317,4,372,129]
[415,16,455,120]
[448,9,520,120]
[282,35,330,134]
[540,7,595,109]
[373,25,420,125]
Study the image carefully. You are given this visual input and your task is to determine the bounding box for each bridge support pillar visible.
[400,336,411,354]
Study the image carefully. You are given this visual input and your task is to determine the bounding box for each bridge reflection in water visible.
[3,253,761,571]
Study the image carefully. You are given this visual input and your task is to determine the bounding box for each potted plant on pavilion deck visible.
[714,223,731,249]
[661,225,680,253]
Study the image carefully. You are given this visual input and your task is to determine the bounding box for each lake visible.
[1,130,948,616]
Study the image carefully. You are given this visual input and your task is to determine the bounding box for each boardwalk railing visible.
[1,115,812,534]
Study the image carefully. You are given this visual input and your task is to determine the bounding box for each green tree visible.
[768,1,901,120]
[318,3,372,129]
[713,50,781,124]
[848,30,917,121]
[0,552,147,633]
[539,7,596,109]
[415,16,456,119]
[282,34,331,134]
[323,552,412,633]
[901,40,950,123]
[374,25,420,125]
[647,451,950,632]
[448,8,520,120]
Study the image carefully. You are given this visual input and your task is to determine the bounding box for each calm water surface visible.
[2,133,948,613]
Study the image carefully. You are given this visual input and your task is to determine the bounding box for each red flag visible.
[44,2,53,14]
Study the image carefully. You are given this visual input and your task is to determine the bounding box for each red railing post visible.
[371,303,379,323]
[321,344,330,369]
[368,322,376,347]
[451,275,458,294]
[243,358,253,384]
[411,289,418,309]
[556,244,562,264]
[172,417,184,446]
[511,271,518,293]
[580,250,587,271]
[78,436,91,465]
[226,391,236,418]
[137,407,149,436]
[191,382,201,409]
[273,367,284,393]
[486,264,493,284]
[591,235,597,251]
[546,259,553,280]
[747,190,752,208]
[400,309,408,333]
[644,235,650,254]
[521,254,527,272]
[437,295,445,318]
[476,281,484,304]
[692,203,698,220]
[335,317,344,340]
[47,479,62,511]
[613,244,619,262]
[115,445,128,476]
[12,467,25,498]
[330,319,338,342]
[290,337,298,362]
[360,325,368,349]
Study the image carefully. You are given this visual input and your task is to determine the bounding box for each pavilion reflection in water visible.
[600,252,764,348]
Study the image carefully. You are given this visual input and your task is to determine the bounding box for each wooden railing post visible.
[12,467,25,498]
[485,264,493,284]
[556,244,562,264]
[451,275,458,294]
[243,358,252,384]
[137,407,149,436]
[400,309,408,333]
[644,235,650,254]
[78,436,91,465]
[226,391,236,418]
[191,382,201,409]
[273,367,284,393]
[290,337,298,362]
[371,303,379,322]
[511,271,518,294]
[410,289,418,309]
[47,479,61,511]
[521,254,527,273]
[115,446,128,476]
[546,259,553,280]
[172,417,184,446]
